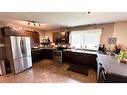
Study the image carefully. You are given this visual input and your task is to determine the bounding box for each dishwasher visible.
[53,50,62,63]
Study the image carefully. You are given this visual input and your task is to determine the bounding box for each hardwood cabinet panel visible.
[42,49,53,59]
[32,49,53,63]
[63,51,97,69]
[1,27,15,36]
[53,32,69,44]
[0,31,4,44]
[1,27,32,36]
[23,31,31,36]
[31,31,39,44]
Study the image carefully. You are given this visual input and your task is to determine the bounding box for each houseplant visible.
[116,50,127,64]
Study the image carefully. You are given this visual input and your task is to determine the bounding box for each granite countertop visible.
[97,53,127,76]
[63,49,97,55]
[31,47,56,52]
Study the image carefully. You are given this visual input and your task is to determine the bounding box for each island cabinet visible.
[62,51,97,69]
[42,49,53,59]
[31,49,53,63]
[31,50,42,63]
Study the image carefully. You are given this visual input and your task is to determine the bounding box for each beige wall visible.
[98,23,114,49]
[38,31,45,43]
[43,23,114,49]
[113,21,127,50]
[1,20,127,51]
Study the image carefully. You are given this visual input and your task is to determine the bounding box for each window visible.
[69,29,102,50]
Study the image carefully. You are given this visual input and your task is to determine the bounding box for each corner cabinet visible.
[53,32,69,44]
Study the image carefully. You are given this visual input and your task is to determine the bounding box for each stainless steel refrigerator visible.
[5,36,32,74]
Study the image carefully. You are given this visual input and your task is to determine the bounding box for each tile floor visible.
[0,59,97,83]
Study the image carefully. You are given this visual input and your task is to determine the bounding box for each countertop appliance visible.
[5,36,32,74]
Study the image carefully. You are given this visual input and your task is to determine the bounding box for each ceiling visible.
[0,12,127,31]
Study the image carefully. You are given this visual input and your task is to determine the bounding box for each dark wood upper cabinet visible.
[30,31,40,44]
[53,32,69,44]
[1,26,30,36]
[1,26,40,47]
[2,27,16,36]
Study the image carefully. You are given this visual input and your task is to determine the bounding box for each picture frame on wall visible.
[108,37,117,44]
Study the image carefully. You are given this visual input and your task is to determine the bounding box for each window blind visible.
[69,29,102,50]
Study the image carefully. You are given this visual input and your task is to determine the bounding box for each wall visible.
[113,21,127,50]
[38,30,45,43]
[98,23,114,49]
[43,23,114,49]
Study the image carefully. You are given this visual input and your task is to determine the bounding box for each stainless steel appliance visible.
[53,50,62,63]
[5,36,32,74]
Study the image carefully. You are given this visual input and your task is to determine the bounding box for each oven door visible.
[53,50,62,63]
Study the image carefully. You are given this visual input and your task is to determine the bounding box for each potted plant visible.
[116,50,127,64]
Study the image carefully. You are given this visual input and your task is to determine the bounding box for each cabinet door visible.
[2,27,15,36]
[62,32,69,43]
[25,31,31,36]
[53,33,57,43]
[0,30,4,44]
[43,49,53,59]
[30,31,39,45]
[88,54,97,69]
[53,32,69,44]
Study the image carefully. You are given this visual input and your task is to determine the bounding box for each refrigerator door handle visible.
[20,37,26,57]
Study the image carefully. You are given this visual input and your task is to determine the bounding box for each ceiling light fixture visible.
[27,21,41,26]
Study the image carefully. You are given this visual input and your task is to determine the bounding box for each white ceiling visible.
[0,12,127,31]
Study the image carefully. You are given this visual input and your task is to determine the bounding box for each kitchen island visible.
[31,47,56,63]
[62,49,97,69]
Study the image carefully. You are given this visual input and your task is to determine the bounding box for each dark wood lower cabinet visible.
[31,50,42,63]
[32,49,97,69]
[31,49,53,63]
[63,51,97,69]
[42,49,53,59]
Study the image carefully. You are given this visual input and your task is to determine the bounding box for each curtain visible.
[69,29,102,50]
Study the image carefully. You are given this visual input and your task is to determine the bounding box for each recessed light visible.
[87,12,91,14]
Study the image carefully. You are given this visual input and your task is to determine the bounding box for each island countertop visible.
[97,53,127,77]
[62,49,97,55]
[31,47,56,52]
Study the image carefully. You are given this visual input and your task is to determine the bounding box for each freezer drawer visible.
[23,56,32,70]
[13,56,32,74]
[13,58,24,74]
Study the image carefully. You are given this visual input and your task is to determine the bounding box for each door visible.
[13,57,32,74]
[10,36,31,59]
[22,37,31,57]
[10,36,23,59]
[23,56,32,70]
[13,58,24,73]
